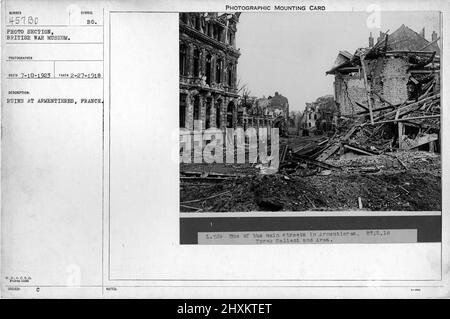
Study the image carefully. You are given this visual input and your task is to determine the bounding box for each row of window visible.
[179,43,235,87]
[302,122,315,128]
[180,94,236,128]
[180,13,235,46]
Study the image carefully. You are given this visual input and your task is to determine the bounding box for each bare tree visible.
[237,78,252,108]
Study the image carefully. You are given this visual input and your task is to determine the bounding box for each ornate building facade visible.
[179,12,241,130]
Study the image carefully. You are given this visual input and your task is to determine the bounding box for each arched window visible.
[179,43,187,76]
[215,58,222,83]
[193,47,200,77]
[227,63,233,87]
[228,31,233,45]
[205,54,212,85]
[179,94,187,128]
[205,98,212,129]
[226,101,234,128]
[215,99,222,128]
[193,96,200,121]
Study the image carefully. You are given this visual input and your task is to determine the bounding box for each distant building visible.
[238,92,290,130]
[268,92,290,120]
[301,102,319,130]
[300,95,337,134]
[240,96,275,129]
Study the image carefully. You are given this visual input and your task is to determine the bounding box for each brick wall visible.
[335,75,367,116]
[334,56,410,116]
[381,57,409,105]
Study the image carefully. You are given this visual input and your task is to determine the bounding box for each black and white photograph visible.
[179,11,441,213]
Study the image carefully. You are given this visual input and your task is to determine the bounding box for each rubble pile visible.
[276,90,440,176]
[180,157,441,212]
[306,93,441,162]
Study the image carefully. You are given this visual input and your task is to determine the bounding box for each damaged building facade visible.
[268,92,290,120]
[179,12,241,130]
[327,24,440,152]
[300,95,337,134]
[240,96,274,128]
[240,92,290,136]
[245,92,289,124]
[328,25,440,117]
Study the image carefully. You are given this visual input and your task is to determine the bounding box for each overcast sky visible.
[235,11,440,112]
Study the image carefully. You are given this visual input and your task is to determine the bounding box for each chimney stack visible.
[369,32,374,47]
[432,30,438,42]
[420,27,425,38]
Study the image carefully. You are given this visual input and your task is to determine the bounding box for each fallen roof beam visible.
[372,94,440,122]
[385,50,437,54]
[357,104,396,115]
[343,144,377,156]
[335,67,360,72]
[410,70,440,74]
[315,125,359,161]
[401,133,438,150]
[367,114,440,125]
[419,37,440,51]
[355,101,369,111]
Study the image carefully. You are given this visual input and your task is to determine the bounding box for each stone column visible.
[199,95,206,130]
[223,96,229,128]
[180,91,190,129]
[224,59,229,87]
[233,61,238,89]
[187,43,194,77]
[185,92,194,130]
[210,97,217,128]
[232,99,237,129]
[221,57,226,84]
[200,48,206,77]
[211,55,216,85]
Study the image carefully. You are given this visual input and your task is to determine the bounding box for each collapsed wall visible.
[378,57,410,105]
[334,74,366,116]
[334,56,410,116]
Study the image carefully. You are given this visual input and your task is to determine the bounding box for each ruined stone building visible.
[301,103,319,130]
[300,95,337,133]
[268,92,290,120]
[179,12,241,130]
[327,24,440,117]
[326,24,440,153]
[237,92,290,130]
[242,96,274,128]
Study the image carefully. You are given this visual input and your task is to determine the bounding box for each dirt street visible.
[180,146,441,212]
